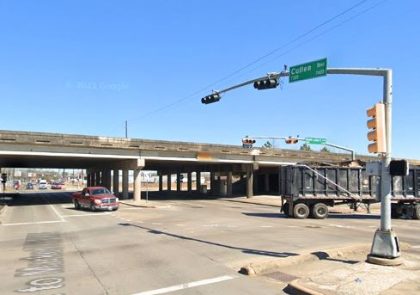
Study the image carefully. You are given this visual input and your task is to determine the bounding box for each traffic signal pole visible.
[202,67,399,263]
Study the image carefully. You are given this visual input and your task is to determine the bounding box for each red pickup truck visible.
[72,186,119,211]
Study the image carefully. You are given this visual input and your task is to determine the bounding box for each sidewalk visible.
[119,199,160,208]
[239,243,420,294]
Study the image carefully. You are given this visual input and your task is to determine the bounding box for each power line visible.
[128,0,385,123]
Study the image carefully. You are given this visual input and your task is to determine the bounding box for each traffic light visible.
[242,137,256,148]
[367,102,386,153]
[285,137,299,144]
[253,78,279,90]
[1,173,7,183]
[201,93,221,104]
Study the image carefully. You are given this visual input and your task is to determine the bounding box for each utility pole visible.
[202,64,399,265]
[125,120,128,138]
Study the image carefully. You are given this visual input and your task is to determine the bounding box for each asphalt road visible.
[1,192,419,295]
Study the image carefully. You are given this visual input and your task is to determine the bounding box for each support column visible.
[187,172,192,192]
[227,171,233,197]
[196,171,201,191]
[265,174,270,193]
[103,169,112,190]
[86,169,91,187]
[133,168,142,202]
[246,166,254,198]
[167,174,171,191]
[122,169,129,199]
[95,171,101,186]
[159,174,163,191]
[210,172,215,193]
[113,169,119,194]
[176,172,181,192]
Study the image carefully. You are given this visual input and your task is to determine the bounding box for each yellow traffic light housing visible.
[367,103,386,153]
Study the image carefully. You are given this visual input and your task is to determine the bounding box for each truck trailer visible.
[279,164,420,219]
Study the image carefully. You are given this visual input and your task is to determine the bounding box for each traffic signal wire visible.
[127,0,387,123]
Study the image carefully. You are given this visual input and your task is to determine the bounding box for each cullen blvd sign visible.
[305,137,327,145]
[289,58,327,83]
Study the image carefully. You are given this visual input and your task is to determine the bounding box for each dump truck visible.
[279,164,420,219]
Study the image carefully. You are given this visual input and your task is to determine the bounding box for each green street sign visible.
[289,58,327,83]
[306,137,327,145]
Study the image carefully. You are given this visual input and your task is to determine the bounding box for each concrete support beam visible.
[227,171,233,197]
[167,174,171,191]
[210,172,215,193]
[265,174,270,193]
[176,172,181,192]
[133,168,142,202]
[122,169,129,199]
[113,169,119,194]
[95,171,101,186]
[103,169,112,190]
[196,171,201,191]
[159,174,163,191]
[246,166,254,198]
[187,172,192,192]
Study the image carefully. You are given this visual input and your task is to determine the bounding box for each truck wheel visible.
[312,203,328,219]
[293,203,310,219]
[90,203,96,212]
[282,202,290,216]
[74,200,80,210]
[414,205,420,220]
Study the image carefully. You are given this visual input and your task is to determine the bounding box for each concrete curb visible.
[119,201,157,208]
[239,242,411,277]
[286,280,324,295]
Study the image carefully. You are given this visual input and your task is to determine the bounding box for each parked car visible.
[51,182,63,189]
[72,186,119,211]
[26,182,34,190]
[39,180,48,190]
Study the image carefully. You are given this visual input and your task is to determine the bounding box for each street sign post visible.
[305,137,327,145]
[289,58,327,83]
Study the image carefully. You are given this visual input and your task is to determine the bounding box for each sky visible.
[0,0,419,159]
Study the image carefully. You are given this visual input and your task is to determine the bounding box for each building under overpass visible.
[1,130,417,201]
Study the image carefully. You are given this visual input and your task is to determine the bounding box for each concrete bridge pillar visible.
[210,172,215,193]
[102,169,112,190]
[227,171,233,197]
[176,172,181,192]
[133,158,145,202]
[159,174,163,191]
[264,173,270,193]
[187,172,192,192]
[196,171,201,191]
[122,169,129,199]
[246,166,254,198]
[113,169,119,194]
[167,173,171,191]
[95,171,101,186]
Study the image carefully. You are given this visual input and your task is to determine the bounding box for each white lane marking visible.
[260,225,273,228]
[62,213,112,218]
[49,204,65,221]
[132,275,235,295]
[2,220,65,226]
[328,224,355,229]
[411,245,420,249]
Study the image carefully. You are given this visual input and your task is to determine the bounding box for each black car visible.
[26,183,34,190]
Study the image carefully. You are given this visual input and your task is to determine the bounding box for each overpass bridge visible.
[0,130,410,201]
